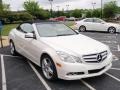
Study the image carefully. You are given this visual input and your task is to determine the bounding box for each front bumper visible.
[56,53,112,80]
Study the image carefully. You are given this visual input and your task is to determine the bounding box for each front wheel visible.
[10,41,18,56]
[108,27,116,33]
[79,26,86,32]
[41,55,58,80]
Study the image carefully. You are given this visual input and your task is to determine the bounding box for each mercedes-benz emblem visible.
[97,54,102,62]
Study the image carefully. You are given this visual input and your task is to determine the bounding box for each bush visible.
[19,12,33,21]
[6,12,33,23]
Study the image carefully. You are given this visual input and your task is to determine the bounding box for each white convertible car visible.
[9,21,112,80]
[74,18,120,33]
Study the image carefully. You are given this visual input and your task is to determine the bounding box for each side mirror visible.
[25,33,36,39]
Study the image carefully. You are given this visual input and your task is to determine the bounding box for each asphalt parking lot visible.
[0,32,120,90]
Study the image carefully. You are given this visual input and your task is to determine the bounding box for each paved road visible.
[0,32,120,90]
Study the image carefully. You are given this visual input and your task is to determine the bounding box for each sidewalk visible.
[0,36,9,47]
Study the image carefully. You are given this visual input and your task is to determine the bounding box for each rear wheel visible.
[79,26,86,32]
[108,27,116,33]
[41,55,57,80]
[10,41,18,56]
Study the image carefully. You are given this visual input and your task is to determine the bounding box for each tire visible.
[41,55,58,80]
[10,41,18,56]
[79,26,86,32]
[108,27,116,34]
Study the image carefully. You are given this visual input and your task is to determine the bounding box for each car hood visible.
[41,34,108,55]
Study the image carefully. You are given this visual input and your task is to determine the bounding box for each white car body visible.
[75,18,120,33]
[9,21,112,80]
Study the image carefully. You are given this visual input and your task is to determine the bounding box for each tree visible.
[117,7,120,14]
[0,0,2,4]
[71,9,82,18]
[85,10,92,18]
[103,1,118,18]
[0,3,10,24]
[92,9,101,18]
[24,0,41,17]
[24,0,50,19]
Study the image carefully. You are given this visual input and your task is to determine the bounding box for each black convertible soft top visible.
[16,20,63,30]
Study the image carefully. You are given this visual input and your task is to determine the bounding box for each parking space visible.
[83,74,120,90]
[80,32,119,52]
[0,55,47,90]
[0,32,120,90]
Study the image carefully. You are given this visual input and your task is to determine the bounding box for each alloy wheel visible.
[10,42,15,55]
[108,27,116,33]
[79,26,86,32]
[42,58,54,79]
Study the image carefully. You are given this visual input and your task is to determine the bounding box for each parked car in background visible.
[9,21,112,80]
[49,16,66,21]
[66,17,76,21]
[74,18,120,33]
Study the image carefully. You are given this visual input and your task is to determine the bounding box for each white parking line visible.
[28,61,51,90]
[80,80,96,90]
[117,45,120,51]
[110,68,120,71]
[101,41,117,44]
[1,55,7,90]
[112,55,119,61]
[105,73,120,82]
[3,54,21,58]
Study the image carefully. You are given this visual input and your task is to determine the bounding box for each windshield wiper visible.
[57,34,75,36]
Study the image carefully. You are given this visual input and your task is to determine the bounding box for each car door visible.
[14,23,31,55]
[92,18,106,31]
[14,23,38,62]
[20,24,42,64]
[83,18,94,31]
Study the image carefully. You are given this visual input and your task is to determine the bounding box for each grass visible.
[1,24,18,36]
[64,21,75,26]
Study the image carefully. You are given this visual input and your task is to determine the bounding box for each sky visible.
[3,0,120,11]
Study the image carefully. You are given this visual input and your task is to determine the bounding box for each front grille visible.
[83,51,108,63]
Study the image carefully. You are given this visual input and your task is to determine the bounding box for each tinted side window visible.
[84,19,93,22]
[93,19,102,23]
[20,23,34,33]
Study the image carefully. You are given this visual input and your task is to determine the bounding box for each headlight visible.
[56,51,82,63]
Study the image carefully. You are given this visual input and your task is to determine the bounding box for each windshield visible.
[36,23,77,37]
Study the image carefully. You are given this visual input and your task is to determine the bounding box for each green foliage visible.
[117,7,120,14]
[71,9,82,18]
[24,0,41,17]
[0,3,10,24]
[2,24,18,36]
[103,1,118,18]
[92,9,101,18]
[85,10,92,18]
[7,12,33,23]
[24,0,50,19]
